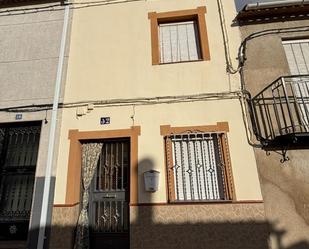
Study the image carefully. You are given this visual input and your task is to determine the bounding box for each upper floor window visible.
[282,39,309,75]
[148,7,210,65]
[159,21,201,64]
[282,39,309,128]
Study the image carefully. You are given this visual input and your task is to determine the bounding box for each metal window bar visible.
[251,75,309,143]
[169,133,228,201]
[90,140,129,234]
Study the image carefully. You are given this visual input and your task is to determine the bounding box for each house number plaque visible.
[100,117,110,125]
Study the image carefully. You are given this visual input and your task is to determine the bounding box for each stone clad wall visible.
[49,205,80,249]
[130,203,269,249]
[50,203,269,249]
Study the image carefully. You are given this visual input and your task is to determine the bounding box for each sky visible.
[235,0,284,11]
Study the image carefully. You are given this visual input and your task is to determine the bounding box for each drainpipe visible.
[37,3,70,249]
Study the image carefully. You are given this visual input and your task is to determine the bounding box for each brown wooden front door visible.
[89,139,130,249]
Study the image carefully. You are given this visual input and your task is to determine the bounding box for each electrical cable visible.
[1,0,308,149]
[0,3,64,16]
[236,25,309,147]
[0,91,241,112]
[238,26,309,83]
[0,0,145,17]
[216,0,240,74]
[216,0,262,146]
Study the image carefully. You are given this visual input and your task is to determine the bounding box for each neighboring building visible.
[50,0,267,249]
[236,1,309,249]
[0,0,71,248]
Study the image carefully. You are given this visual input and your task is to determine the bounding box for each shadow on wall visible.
[45,208,309,249]
[130,206,309,249]
[24,220,309,249]
[40,157,309,249]
[271,227,309,249]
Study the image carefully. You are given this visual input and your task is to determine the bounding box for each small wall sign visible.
[100,117,110,125]
[15,114,22,120]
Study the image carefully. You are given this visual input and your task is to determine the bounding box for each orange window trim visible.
[65,126,140,205]
[160,122,236,202]
[148,6,211,65]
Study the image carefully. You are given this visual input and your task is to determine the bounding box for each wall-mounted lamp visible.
[144,170,160,192]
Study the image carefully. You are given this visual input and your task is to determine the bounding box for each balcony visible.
[250,75,309,150]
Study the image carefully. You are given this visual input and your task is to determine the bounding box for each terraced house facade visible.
[49,0,266,249]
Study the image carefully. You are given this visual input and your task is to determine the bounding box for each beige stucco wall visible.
[54,99,262,204]
[63,0,241,102]
[53,0,262,205]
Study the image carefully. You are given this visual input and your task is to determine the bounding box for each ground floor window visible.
[0,122,40,240]
[162,123,234,202]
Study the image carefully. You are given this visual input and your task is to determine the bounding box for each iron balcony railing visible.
[250,75,309,148]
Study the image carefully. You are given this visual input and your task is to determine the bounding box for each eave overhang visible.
[236,2,309,25]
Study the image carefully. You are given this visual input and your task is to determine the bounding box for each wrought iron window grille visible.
[165,131,233,202]
[89,139,130,234]
[0,123,40,240]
